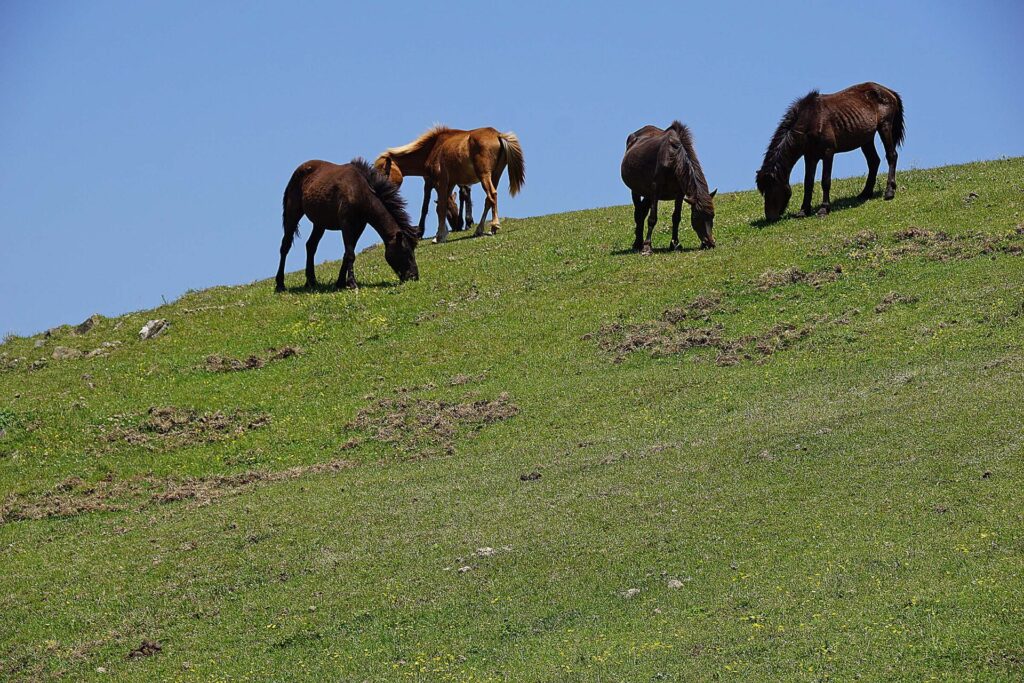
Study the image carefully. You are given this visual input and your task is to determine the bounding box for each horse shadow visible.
[280,279,397,294]
[610,244,702,256]
[749,191,881,227]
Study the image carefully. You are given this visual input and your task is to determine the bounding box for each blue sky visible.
[2,1,1022,336]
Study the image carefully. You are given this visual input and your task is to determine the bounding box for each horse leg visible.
[479,174,500,235]
[631,191,646,251]
[304,225,325,288]
[643,188,659,255]
[796,156,817,217]
[433,178,451,243]
[418,178,434,235]
[880,127,899,200]
[817,153,833,216]
[275,232,292,292]
[460,186,475,230]
[670,198,683,251]
[336,223,365,289]
[859,143,880,199]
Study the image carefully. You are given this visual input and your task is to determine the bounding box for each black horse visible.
[276,158,419,291]
[756,81,905,220]
[620,121,717,253]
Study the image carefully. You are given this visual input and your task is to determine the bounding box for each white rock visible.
[139,319,168,340]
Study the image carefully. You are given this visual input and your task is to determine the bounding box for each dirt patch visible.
[127,640,162,660]
[204,345,301,372]
[875,292,919,314]
[348,390,519,457]
[0,459,357,525]
[756,265,843,291]
[846,226,1024,263]
[98,407,271,451]
[661,292,723,324]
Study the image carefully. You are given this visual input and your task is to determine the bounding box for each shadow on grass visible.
[609,244,703,256]
[748,191,880,227]
[279,279,398,295]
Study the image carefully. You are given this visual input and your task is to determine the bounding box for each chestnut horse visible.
[620,121,717,253]
[276,158,419,291]
[756,81,905,221]
[375,126,525,243]
[382,161,468,233]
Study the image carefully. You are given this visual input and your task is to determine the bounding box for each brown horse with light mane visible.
[756,81,905,221]
[375,126,525,243]
[276,158,419,291]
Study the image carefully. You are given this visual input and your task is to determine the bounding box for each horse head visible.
[384,229,419,282]
[685,188,718,249]
[756,170,791,221]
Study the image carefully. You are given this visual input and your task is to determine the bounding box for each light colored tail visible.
[498,132,525,197]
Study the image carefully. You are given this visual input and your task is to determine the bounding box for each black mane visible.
[350,157,417,239]
[667,121,713,213]
[756,90,819,191]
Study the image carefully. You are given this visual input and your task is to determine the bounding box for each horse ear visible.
[710,188,718,198]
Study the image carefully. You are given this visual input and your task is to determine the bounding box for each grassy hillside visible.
[2,158,1023,681]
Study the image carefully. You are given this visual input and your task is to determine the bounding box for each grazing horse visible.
[375,125,525,243]
[620,121,717,254]
[755,81,905,221]
[383,161,466,233]
[276,158,419,291]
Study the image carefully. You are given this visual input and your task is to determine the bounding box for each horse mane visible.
[381,124,451,158]
[667,121,714,213]
[756,89,819,192]
[349,158,417,239]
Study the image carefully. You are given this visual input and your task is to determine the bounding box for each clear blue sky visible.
[2,1,1022,336]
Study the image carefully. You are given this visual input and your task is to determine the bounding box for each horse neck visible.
[674,147,710,203]
[364,199,402,243]
[387,145,433,176]
[764,131,804,183]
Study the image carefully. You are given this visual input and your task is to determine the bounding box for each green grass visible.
[2,159,1023,681]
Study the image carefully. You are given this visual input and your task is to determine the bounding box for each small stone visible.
[52,346,83,360]
[457,565,472,574]
[519,471,541,481]
[96,667,107,674]
[622,588,641,599]
[139,319,168,340]
[474,547,496,557]
[666,579,684,589]
[33,338,46,348]
[75,314,102,335]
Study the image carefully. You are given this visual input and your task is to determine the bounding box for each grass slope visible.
[2,159,1023,681]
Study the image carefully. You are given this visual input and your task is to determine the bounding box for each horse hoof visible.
[795,210,807,218]
[640,243,653,256]
[884,191,895,201]
[816,207,829,217]
[275,284,285,293]
[669,241,680,252]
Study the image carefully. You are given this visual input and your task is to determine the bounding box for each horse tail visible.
[890,89,906,148]
[498,132,525,197]
[282,163,315,248]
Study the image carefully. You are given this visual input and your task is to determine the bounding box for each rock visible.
[139,319,168,340]
[666,579,684,589]
[457,565,472,574]
[52,346,83,360]
[519,471,542,482]
[622,588,641,599]
[33,338,46,348]
[474,547,496,557]
[75,314,102,335]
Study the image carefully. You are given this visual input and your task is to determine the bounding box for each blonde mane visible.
[379,124,451,159]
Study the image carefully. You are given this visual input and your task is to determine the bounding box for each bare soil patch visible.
[204,345,301,372]
[756,265,844,291]
[348,390,519,457]
[0,459,356,525]
[875,292,919,314]
[846,225,1024,262]
[99,406,271,451]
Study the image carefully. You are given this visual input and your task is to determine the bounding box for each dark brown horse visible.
[620,121,717,254]
[276,158,419,291]
[756,81,905,220]
[375,125,524,243]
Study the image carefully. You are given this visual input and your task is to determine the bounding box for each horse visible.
[755,81,905,221]
[382,161,468,233]
[620,121,717,254]
[276,158,419,291]
[375,125,525,243]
